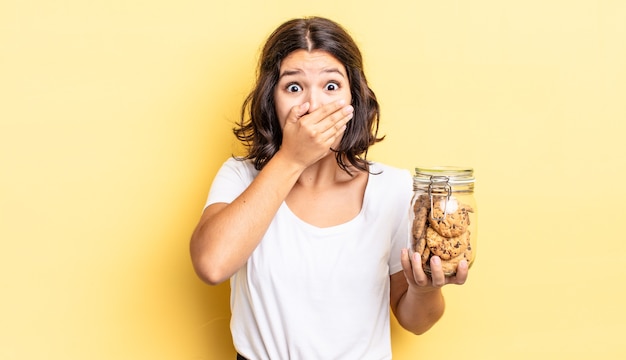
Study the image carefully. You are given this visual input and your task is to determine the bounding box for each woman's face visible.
[274,49,352,128]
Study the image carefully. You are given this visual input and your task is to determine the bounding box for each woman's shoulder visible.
[217,157,259,180]
[367,161,412,194]
[369,161,411,182]
[223,156,256,169]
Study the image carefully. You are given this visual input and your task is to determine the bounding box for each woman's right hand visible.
[279,100,353,168]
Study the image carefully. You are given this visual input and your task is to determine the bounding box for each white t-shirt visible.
[206,158,412,360]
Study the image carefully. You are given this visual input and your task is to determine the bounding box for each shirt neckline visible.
[280,168,374,233]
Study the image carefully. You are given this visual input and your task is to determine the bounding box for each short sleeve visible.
[388,168,413,275]
[205,158,257,209]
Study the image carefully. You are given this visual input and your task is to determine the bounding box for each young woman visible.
[190,16,468,360]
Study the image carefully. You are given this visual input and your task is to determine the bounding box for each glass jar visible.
[408,166,476,276]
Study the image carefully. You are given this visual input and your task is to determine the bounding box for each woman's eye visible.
[325,82,340,91]
[286,83,301,92]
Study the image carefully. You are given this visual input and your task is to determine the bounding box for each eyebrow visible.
[278,67,346,79]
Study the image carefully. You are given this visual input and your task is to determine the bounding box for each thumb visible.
[290,102,310,123]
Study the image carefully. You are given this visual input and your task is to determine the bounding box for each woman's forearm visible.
[395,286,445,335]
[190,151,304,285]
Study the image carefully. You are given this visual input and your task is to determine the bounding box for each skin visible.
[190,49,468,336]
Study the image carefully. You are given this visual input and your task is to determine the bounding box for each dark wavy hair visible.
[234,16,384,174]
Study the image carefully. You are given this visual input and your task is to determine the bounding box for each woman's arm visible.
[390,249,468,334]
[190,100,353,285]
[190,152,304,285]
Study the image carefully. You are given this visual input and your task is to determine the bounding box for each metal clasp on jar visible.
[428,176,452,221]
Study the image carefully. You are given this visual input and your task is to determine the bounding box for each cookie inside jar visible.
[409,167,476,276]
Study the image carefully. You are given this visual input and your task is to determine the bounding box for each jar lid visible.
[414,166,475,185]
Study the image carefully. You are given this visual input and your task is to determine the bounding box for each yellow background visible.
[2,0,625,359]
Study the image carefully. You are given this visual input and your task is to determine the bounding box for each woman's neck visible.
[296,155,358,189]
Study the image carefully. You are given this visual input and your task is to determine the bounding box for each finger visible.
[311,99,347,122]
[317,105,353,138]
[304,99,351,127]
[400,249,412,272]
[450,260,469,285]
[336,105,354,129]
[400,249,417,286]
[287,102,310,124]
[429,256,446,287]
[411,252,430,287]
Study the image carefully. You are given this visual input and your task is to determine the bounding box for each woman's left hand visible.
[400,249,468,289]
